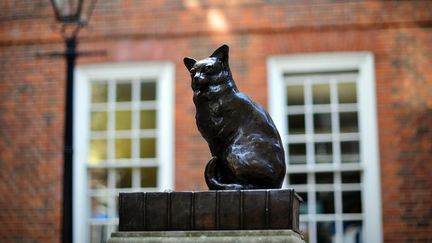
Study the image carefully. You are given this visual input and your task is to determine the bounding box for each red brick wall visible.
[1,1,431,242]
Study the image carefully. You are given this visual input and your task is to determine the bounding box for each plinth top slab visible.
[109,230,305,243]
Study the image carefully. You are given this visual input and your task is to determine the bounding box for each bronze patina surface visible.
[184,45,286,190]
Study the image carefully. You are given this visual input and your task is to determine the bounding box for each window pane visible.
[116,168,132,188]
[315,142,333,164]
[316,191,334,214]
[342,171,361,183]
[343,221,363,243]
[317,221,335,243]
[338,82,357,104]
[297,192,308,214]
[312,83,330,104]
[343,191,362,213]
[86,71,166,243]
[140,138,156,158]
[91,83,108,103]
[115,110,132,130]
[341,141,360,163]
[89,168,107,189]
[314,113,332,134]
[89,224,108,243]
[115,139,131,159]
[89,139,107,163]
[316,172,333,184]
[116,83,132,102]
[282,72,369,243]
[140,110,157,129]
[289,173,307,184]
[91,111,108,131]
[288,143,306,165]
[288,114,305,134]
[90,196,108,219]
[141,167,158,187]
[286,85,304,106]
[340,112,358,132]
[141,82,156,101]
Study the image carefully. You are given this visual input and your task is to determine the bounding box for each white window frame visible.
[268,53,382,243]
[73,62,175,243]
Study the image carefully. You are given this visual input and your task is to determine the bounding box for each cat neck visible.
[209,80,238,92]
[195,80,238,97]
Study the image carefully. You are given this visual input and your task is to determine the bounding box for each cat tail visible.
[204,157,222,190]
[205,157,243,190]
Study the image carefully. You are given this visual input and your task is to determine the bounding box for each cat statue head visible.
[183,44,236,91]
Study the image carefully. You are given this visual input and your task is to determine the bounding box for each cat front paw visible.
[222,184,244,190]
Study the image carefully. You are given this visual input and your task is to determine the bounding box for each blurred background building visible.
[0,1,431,242]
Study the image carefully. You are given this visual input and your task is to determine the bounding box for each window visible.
[74,62,174,243]
[268,53,382,243]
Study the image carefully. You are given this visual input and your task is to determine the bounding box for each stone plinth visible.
[119,189,302,232]
[108,230,305,243]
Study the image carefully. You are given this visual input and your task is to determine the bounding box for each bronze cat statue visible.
[184,45,286,190]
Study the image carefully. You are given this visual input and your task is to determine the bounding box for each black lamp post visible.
[49,1,97,242]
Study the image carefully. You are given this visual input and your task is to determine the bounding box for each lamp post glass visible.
[51,0,84,23]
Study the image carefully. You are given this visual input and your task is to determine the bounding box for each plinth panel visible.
[243,190,266,229]
[193,191,216,230]
[146,192,168,230]
[170,192,193,230]
[218,190,241,229]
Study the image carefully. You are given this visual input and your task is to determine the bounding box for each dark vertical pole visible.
[62,37,76,243]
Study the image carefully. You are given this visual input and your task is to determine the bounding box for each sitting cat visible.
[183,44,286,190]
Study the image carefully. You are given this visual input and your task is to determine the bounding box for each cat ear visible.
[183,57,197,71]
[210,44,229,62]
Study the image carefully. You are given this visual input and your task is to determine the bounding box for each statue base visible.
[118,189,302,232]
[108,229,305,243]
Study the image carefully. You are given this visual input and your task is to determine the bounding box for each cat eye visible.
[203,65,214,74]
[203,64,221,75]
[189,69,197,77]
